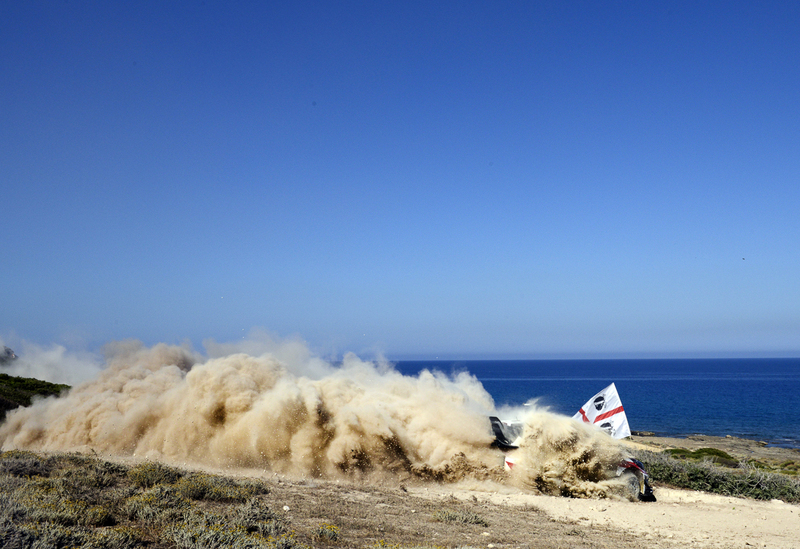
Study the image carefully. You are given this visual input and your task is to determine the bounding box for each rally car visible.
[489,415,656,502]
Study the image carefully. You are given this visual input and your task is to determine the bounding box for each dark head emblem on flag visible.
[593,396,605,411]
[600,422,613,434]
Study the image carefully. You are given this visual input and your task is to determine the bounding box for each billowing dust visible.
[0,339,629,498]
[508,411,627,498]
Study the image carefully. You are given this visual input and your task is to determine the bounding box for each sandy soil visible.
[413,482,799,549]
[244,435,800,549]
[250,472,798,549]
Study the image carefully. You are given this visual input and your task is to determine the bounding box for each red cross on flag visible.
[573,383,631,439]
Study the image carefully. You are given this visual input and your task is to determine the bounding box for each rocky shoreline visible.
[627,432,800,467]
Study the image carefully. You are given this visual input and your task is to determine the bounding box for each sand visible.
[489,434,800,549]
[407,483,798,549]
[241,434,800,549]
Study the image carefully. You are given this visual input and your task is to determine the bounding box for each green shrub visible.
[166,509,303,549]
[167,521,260,549]
[271,532,310,549]
[778,461,799,475]
[168,509,240,548]
[175,471,266,501]
[1,452,315,549]
[173,472,212,500]
[127,460,183,487]
[124,484,189,523]
[83,526,143,549]
[0,492,25,522]
[313,522,340,542]
[636,450,800,503]
[11,477,107,526]
[0,372,70,408]
[665,447,739,467]
[62,458,123,491]
[0,473,25,493]
[0,449,56,477]
[27,499,85,526]
[231,497,288,538]
[0,516,33,547]
[85,504,116,527]
[2,519,87,548]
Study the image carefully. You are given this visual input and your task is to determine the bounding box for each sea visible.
[394,358,800,449]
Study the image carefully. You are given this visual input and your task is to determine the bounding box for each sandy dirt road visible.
[219,432,800,549]
[405,480,799,549]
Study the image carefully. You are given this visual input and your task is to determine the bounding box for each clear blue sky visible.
[2,1,799,359]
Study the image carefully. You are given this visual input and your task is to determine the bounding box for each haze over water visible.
[397,358,800,449]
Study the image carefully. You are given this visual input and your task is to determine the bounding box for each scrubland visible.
[2,446,799,549]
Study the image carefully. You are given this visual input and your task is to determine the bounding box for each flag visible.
[573,383,631,439]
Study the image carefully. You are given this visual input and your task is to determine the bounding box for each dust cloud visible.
[508,411,627,498]
[0,337,629,498]
[0,338,104,386]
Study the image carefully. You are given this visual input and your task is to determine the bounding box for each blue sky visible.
[2,1,799,359]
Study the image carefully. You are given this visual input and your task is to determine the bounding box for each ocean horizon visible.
[394,358,800,450]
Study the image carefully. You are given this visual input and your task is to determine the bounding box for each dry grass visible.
[432,509,488,527]
[6,447,797,548]
[0,448,662,549]
[0,450,303,549]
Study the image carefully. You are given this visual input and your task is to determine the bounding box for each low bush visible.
[13,477,93,526]
[0,450,317,549]
[313,522,340,542]
[0,492,25,522]
[0,372,70,409]
[231,497,288,538]
[127,460,183,488]
[0,449,56,477]
[168,509,304,549]
[432,509,488,527]
[0,519,86,548]
[0,518,141,549]
[62,457,124,490]
[635,450,800,503]
[124,484,189,524]
[664,447,739,467]
[167,509,245,548]
[175,471,267,502]
[83,526,143,549]
[778,460,799,475]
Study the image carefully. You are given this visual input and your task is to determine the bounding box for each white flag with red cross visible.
[573,383,631,439]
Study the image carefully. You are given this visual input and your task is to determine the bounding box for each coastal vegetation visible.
[2,447,799,548]
[0,449,516,549]
[664,447,739,467]
[2,372,799,547]
[0,450,301,549]
[432,509,489,527]
[635,449,800,503]
[0,373,70,422]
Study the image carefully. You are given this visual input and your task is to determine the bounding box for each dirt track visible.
[225,435,799,549]
[256,475,663,549]
[241,471,797,549]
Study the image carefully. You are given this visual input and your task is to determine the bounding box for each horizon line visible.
[385,351,800,361]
